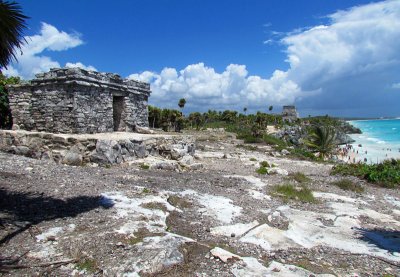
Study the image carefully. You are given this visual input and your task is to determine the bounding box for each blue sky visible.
[4,0,400,117]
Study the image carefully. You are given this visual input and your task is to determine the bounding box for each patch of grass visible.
[331,159,400,188]
[237,133,263,143]
[140,163,150,170]
[140,202,168,212]
[249,157,257,162]
[332,179,364,193]
[76,259,98,273]
[142,187,152,194]
[295,259,335,275]
[256,167,268,175]
[127,228,165,245]
[167,195,192,209]
[289,148,318,161]
[262,134,287,148]
[259,161,271,168]
[273,184,317,203]
[289,172,310,183]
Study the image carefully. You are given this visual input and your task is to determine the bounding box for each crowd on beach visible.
[337,143,400,164]
[337,144,363,163]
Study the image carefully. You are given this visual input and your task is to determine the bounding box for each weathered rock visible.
[210,247,241,263]
[62,151,83,166]
[150,161,179,170]
[188,163,204,170]
[136,126,154,134]
[281,149,290,155]
[0,130,195,166]
[89,140,122,164]
[268,167,289,176]
[179,155,195,166]
[13,145,31,156]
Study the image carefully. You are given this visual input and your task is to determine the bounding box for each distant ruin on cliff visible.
[282,105,299,122]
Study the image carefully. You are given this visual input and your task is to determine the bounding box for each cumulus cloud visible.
[128,63,300,112]
[281,0,400,115]
[130,1,400,116]
[65,62,97,71]
[3,22,95,79]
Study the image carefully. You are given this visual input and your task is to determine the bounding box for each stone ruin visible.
[7,67,151,134]
[1,68,197,166]
[282,105,299,122]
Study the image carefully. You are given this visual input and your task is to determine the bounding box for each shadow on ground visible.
[0,186,111,245]
[355,227,400,253]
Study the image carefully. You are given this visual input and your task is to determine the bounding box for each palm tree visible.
[178,98,186,110]
[0,0,28,69]
[268,105,273,112]
[304,125,337,159]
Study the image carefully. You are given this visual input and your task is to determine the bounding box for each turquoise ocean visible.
[348,119,400,164]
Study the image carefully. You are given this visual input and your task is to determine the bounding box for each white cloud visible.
[129,0,400,116]
[65,62,97,71]
[128,63,300,112]
[392,82,400,89]
[280,0,400,115]
[4,22,95,79]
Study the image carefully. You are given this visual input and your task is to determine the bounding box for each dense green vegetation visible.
[0,73,20,129]
[147,102,361,163]
[331,159,400,188]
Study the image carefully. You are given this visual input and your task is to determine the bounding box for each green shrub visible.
[140,163,150,170]
[76,259,98,273]
[273,184,316,203]
[289,148,317,161]
[256,167,268,175]
[260,161,270,168]
[249,158,257,161]
[332,179,364,193]
[331,159,400,188]
[289,172,310,183]
[262,134,286,147]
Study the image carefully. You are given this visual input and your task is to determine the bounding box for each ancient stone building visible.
[8,68,151,134]
[282,105,299,122]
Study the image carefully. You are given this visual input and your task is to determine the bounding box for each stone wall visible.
[8,68,151,134]
[0,130,195,166]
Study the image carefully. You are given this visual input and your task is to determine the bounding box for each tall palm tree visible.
[0,0,28,69]
[304,125,337,159]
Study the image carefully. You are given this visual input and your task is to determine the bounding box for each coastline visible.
[345,119,400,164]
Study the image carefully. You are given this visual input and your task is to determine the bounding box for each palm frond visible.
[0,0,29,69]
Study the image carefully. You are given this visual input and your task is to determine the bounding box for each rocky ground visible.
[0,129,399,276]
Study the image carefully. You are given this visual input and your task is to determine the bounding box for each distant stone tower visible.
[282,105,299,122]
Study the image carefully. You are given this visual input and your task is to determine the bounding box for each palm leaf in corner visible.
[0,0,28,69]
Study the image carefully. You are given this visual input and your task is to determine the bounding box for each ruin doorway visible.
[113,96,124,131]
